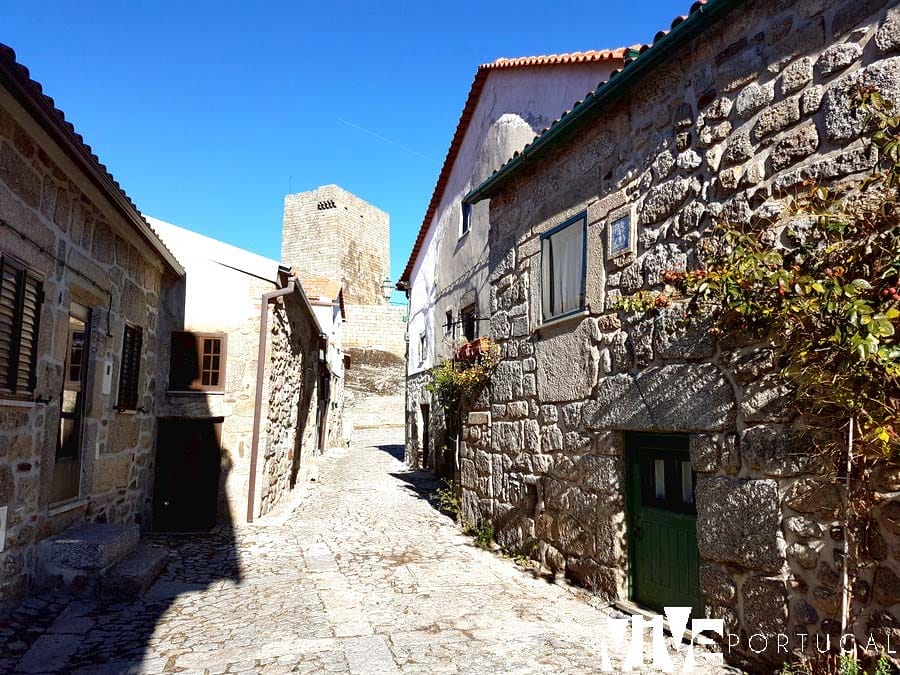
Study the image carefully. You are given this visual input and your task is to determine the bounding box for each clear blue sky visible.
[3,1,687,283]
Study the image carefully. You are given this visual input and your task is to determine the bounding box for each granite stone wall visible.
[158,284,323,524]
[282,185,390,306]
[462,0,900,664]
[258,296,321,516]
[343,304,407,358]
[0,99,169,605]
[325,372,345,450]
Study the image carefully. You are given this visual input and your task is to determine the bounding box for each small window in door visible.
[639,449,696,515]
[65,329,85,388]
[681,461,694,504]
[654,459,666,500]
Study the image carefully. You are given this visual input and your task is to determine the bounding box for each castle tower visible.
[282,185,390,306]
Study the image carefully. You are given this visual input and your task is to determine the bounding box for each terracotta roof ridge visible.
[481,47,634,70]
[463,0,737,203]
[398,45,628,285]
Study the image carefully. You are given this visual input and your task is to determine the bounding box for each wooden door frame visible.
[51,302,92,507]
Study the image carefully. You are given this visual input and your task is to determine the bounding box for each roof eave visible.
[0,49,185,276]
[464,0,742,204]
[398,49,630,285]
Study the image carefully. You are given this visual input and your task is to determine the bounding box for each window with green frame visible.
[540,213,587,321]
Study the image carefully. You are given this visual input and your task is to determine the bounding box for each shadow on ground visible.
[2,362,243,674]
[388,462,562,586]
[374,443,404,461]
[388,464,463,523]
[0,522,243,674]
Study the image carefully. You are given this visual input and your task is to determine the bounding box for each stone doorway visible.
[153,419,222,532]
[420,403,430,469]
[626,432,702,616]
[51,302,91,505]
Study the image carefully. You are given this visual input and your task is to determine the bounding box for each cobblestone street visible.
[1,425,733,674]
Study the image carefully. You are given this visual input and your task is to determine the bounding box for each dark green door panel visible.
[626,433,703,617]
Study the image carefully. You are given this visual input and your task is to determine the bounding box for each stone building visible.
[283,184,388,306]
[301,275,347,450]
[282,185,406,360]
[455,0,900,666]
[149,218,334,527]
[399,50,627,476]
[0,44,183,604]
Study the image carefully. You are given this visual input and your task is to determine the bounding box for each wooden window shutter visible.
[0,257,19,392]
[169,331,198,391]
[117,324,143,410]
[0,256,43,396]
[169,331,226,392]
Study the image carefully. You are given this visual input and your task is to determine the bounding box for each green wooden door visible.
[627,433,703,616]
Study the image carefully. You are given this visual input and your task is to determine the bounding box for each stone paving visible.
[0,426,737,674]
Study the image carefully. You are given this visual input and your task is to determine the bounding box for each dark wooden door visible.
[627,433,702,616]
[154,419,222,532]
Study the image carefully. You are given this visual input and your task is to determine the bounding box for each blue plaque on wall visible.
[606,204,636,260]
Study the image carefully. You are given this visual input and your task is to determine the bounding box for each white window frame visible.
[460,202,472,238]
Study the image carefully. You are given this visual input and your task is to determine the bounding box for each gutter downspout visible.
[246,280,294,523]
[246,276,328,523]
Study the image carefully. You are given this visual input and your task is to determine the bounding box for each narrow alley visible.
[1,422,731,674]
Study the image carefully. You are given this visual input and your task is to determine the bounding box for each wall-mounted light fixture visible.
[381,278,394,302]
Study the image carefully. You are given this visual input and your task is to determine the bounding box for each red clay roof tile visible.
[398,48,629,286]
[463,0,720,203]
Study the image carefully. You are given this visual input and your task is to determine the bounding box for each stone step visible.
[100,544,170,600]
[36,524,140,595]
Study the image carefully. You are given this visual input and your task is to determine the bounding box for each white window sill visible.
[537,308,589,333]
[0,398,35,408]
[167,390,225,396]
[48,498,88,517]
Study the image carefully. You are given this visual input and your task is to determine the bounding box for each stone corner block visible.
[467,411,490,426]
[695,476,784,573]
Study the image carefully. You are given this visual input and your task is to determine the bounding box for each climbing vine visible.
[618,86,899,669]
[669,85,898,463]
[425,338,501,407]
